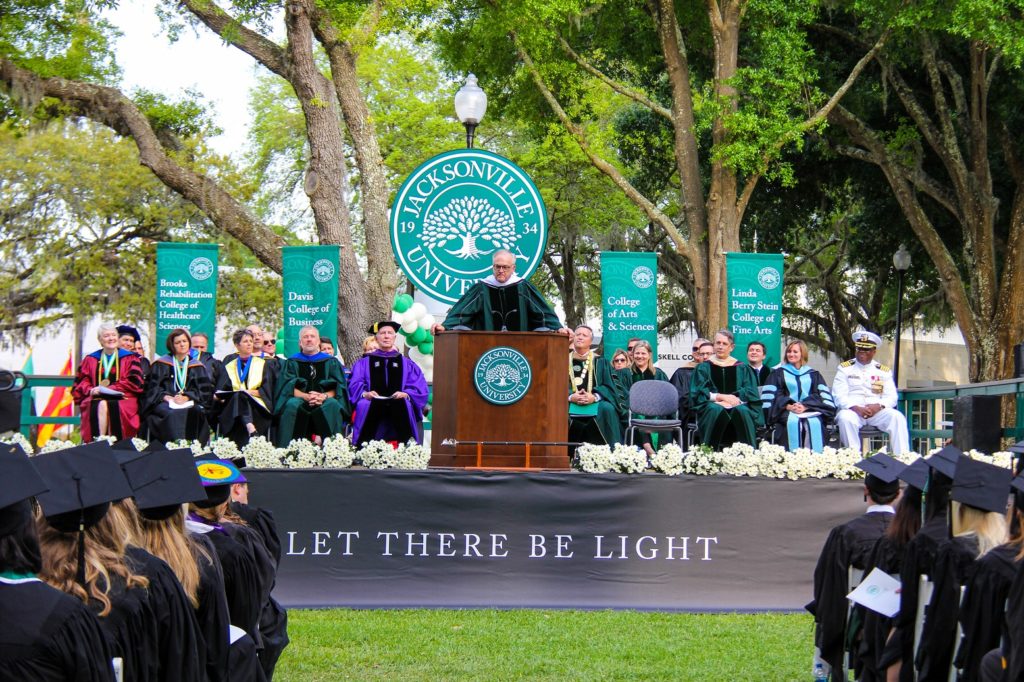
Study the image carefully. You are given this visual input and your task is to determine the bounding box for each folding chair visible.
[625,380,684,449]
[859,425,889,454]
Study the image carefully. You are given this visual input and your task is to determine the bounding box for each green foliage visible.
[132,88,222,140]
[279,609,813,681]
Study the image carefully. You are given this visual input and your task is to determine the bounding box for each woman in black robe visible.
[915,458,1010,682]
[690,330,762,448]
[0,448,114,682]
[142,328,214,444]
[762,340,836,452]
[213,329,277,446]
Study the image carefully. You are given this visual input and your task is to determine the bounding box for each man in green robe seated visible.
[431,250,571,334]
[274,326,351,446]
[568,325,623,446]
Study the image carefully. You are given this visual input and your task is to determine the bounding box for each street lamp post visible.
[454,74,487,149]
[892,244,912,386]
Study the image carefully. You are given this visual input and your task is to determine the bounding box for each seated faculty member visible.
[831,330,909,454]
[142,328,214,444]
[568,325,622,446]
[762,340,836,452]
[274,325,350,446]
[72,323,145,442]
[432,249,569,334]
[349,321,429,446]
[690,329,762,449]
[215,329,277,445]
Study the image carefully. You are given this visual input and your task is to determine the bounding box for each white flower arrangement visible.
[208,437,242,462]
[240,436,289,469]
[165,439,211,457]
[358,440,399,469]
[392,442,431,469]
[38,439,77,453]
[93,435,118,445]
[649,443,685,475]
[131,437,149,451]
[283,438,324,468]
[675,442,864,480]
[321,435,357,468]
[0,432,34,454]
[575,442,647,473]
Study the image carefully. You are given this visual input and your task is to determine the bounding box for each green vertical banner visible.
[155,242,219,351]
[281,245,340,358]
[725,252,785,366]
[601,252,659,359]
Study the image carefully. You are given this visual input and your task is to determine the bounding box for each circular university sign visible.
[473,347,532,405]
[390,149,548,304]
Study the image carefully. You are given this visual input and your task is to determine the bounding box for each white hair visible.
[97,323,117,341]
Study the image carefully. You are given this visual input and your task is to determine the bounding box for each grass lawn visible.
[275,609,814,681]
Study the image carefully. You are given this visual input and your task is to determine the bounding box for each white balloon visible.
[391,310,406,325]
[419,313,435,329]
[421,355,434,370]
[408,302,427,320]
[401,319,419,334]
[392,334,405,351]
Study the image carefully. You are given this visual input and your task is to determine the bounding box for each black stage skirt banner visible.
[245,469,866,611]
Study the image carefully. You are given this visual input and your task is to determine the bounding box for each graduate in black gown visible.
[188,458,270,680]
[32,442,158,682]
[142,328,214,444]
[882,446,958,682]
[808,452,901,680]
[273,326,350,447]
[229,479,289,680]
[854,459,927,682]
[915,457,1011,682]
[0,444,115,682]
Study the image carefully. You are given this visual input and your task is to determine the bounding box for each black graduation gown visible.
[231,502,289,679]
[0,578,115,681]
[955,544,1018,682]
[1005,556,1024,682]
[125,546,205,682]
[883,515,949,681]
[915,534,980,681]
[855,535,908,682]
[90,574,160,682]
[809,510,893,678]
[192,534,231,682]
[192,521,264,640]
[214,355,278,446]
[141,357,214,443]
[223,522,284,679]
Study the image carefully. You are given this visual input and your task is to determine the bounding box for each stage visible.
[247,468,865,612]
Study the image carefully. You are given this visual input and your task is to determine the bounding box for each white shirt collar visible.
[482,273,523,287]
[866,504,895,514]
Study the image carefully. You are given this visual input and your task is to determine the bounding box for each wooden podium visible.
[430,331,569,469]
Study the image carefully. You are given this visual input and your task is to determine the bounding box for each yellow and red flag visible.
[36,352,74,447]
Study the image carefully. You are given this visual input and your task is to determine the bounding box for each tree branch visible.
[179,0,291,79]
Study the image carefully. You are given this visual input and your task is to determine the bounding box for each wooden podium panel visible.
[430,331,569,469]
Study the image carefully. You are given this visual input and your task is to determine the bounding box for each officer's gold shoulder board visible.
[840,359,855,368]
[878,364,891,372]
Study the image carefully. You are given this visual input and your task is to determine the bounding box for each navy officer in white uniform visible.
[831,330,910,454]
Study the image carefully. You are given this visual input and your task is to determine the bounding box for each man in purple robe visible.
[348,320,429,445]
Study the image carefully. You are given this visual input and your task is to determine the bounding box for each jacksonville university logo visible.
[189,257,215,281]
[473,347,532,405]
[312,259,335,283]
[390,149,548,304]
[631,266,654,289]
[757,266,781,290]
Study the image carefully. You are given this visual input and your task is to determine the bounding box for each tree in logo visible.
[485,363,520,388]
[420,196,517,260]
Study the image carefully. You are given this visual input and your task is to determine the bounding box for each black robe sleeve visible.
[955,545,1017,682]
[192,534,231,682]
[125,546,205,682]
[915,536,979,682]
[1007,558,1024,682]
[811,525,856,675]
[205,530,264,639]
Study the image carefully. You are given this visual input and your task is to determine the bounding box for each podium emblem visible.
[390,149,548,304]
[473,346,532,405]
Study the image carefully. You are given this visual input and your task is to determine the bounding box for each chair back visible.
[629,380,678,418]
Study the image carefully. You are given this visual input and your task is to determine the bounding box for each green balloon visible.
[417,340,434,355]
[409,328,428,345]
[393,294,414,313]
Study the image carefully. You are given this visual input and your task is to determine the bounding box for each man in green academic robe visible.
[274,326,351,446]
[568,325,623,446]
[431,250,571,334]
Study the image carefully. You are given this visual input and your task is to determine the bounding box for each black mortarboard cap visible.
[898,458,930,491]
[0,443,48,535]
[116,325,141,342]
[123,450,208,518]
[952,457,1012,514]
[33,442,133,520]
[925,445,962,478]
[368,320,401,334]
[855,453,906,484]
[111,439,147,467]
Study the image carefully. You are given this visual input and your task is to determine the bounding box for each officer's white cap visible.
[853,330,883,349]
